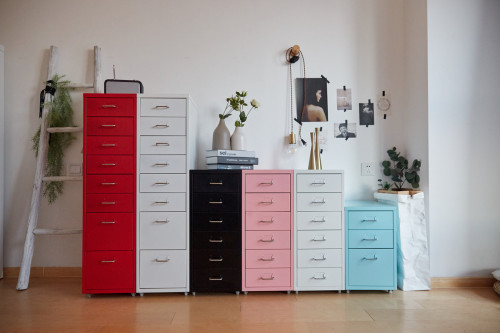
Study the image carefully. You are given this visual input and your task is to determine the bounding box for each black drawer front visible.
[191,193,240,213]
[191,268,241,292]
[192,231,240,250]
[191,212,241,232]
[190,171,241,193]
[191,249,241,269]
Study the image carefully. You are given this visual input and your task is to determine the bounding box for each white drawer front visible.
[140,98,186,117]
[139,212,187,249]
[140,117,186,136]
[296,193,342,212]
[140,174,187,193]
[296,211,342,230]
[297,268,342,287]
[139,250,187,288]
[296,173,342,193]
[139,192,186,211]
[297,230,342,249]
[297,249,342,268]
[140,136,186,155]
[140,154,186,174]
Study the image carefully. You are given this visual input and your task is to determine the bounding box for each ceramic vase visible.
[231,126,246,150]
[212,119,231,150]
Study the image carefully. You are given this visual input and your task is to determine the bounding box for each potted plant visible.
[379,147,422,195]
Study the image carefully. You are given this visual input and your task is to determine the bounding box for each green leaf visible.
[405,172,415,180]
[235,120,242,127]
[382,160,391,168]
[383,168,391,176]
[411,182,419,188]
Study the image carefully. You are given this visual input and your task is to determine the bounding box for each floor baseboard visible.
[431,277,495,288]
[3,267,82,278]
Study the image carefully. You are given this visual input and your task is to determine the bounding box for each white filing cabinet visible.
[294,170,344,292]
[136,95,196,294]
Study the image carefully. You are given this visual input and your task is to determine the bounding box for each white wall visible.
[0,0,426,270]
[428,0,500,276]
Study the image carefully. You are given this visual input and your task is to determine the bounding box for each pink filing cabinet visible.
[242,170,294,293]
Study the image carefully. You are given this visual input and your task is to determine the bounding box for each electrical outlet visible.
[68,163,82,176]
[361,162,375,176]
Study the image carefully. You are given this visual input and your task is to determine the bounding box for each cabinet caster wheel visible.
[243,291,248,295]
[131,293,136,297]
[338,290,341,294]
[86,294,92,298]
[192,292,196,296]
[295,291,299,294]
[346,290,350,294]
[184,292,189,296]
[287,290,291,294]
[139,293,144,297]
[388,290,393,294]
[235,291,240,295]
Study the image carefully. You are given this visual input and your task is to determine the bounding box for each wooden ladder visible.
[17,45,103,290]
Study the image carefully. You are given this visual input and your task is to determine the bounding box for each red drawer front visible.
[245,212,291,231]
[86,155,135,174]
[86,175,134,193]
[85,251,135,290]
[245,230,291,250]
[85,97,135,117]
[86,194,134,212]
[245,268,291,288]
[85,213,134,251]
[246,250,291,268]
[245,174,291,193]
[86,117,134,136]
[86,136,134,155]
[245,193,291,212]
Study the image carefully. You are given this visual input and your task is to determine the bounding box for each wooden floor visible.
[1,277,499,332]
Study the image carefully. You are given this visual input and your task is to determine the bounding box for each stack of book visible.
[206,149,258,170]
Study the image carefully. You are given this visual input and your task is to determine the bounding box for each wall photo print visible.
[334,122,357,139]
[359,102,374,126]
[295,78,328,122]
[337,88,352,110]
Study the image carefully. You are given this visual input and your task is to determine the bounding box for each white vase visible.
[230,126,246,150]
[212,119,231,150]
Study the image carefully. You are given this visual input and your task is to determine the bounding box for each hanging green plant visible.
[32,74,76,204]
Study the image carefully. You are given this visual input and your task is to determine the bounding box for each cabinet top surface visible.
[345,200,396,211]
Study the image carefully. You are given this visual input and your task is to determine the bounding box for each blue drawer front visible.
[348,211,393,229]
[348,230,393,249]
[347,249,394,287]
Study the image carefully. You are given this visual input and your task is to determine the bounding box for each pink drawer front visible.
[245,268,291,288]
[245,212,290,231]
[245,193,290,212]
[246,230,291,250]
[246,250,290,268]
[245,174,291,193]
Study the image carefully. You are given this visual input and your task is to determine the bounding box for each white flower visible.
[251,99,260,108]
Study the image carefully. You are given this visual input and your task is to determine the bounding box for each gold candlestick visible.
[308,132,316,170]
[314,127,322,170]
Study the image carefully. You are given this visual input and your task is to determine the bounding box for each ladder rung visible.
[67,83,94,89]
[42,176,82,182]
[47,127,83,133]
[33,228,82,235]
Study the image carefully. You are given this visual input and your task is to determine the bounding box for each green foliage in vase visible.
[218,91,260,127]
[382,147,422,190]
[32,74,77,204]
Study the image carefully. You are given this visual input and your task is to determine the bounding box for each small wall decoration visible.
[336,87,352,111]
[334,122,357,139]
[295,78,328,122]
[359,101,374,127]
[377,91,392,118]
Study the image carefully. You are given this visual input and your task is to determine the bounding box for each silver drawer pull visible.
[154,162,169,167]
[312,236,326,242]
[259,256,275,262]
[155,142,170,146]
[155,258,170,263]
[259,200,274,204]
[362,236,378,241]
[209,200,223,204]
[311,218,326,223]
[209,239,223,243]
[209,276,223,281]
[311,180,326,185]
[209,219,223,224]
[101,260,116,263]
[154,181,170,185]
[259,181,274,185]
[312,255,327,261]
[312,274,327,280]
[209,181,223,185]
[101,105,117,108]
[101,144,116,147]
[101,202,116,205]
[259,237,274,243]
[100,221,116,224]
[154,105,170,109]
[100,182,116,186]
[260,275,274,280]
[100,124,116,127]
[363,256,378,261]
[362,217,378,222]
[311,199,326,204]
[259,218,274,223]
[153,124,170,128]
[154,201,169,204]
[209,257,223,262]
[154,220,169,224]
[101,163,116,166]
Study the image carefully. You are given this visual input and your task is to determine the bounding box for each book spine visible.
[206,150,255,158]
[208,164,254,170]
[207,157,258,165]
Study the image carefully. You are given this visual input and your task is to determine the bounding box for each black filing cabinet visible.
[190,170,242,294]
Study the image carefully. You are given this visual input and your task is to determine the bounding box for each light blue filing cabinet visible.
[345,201,397,291]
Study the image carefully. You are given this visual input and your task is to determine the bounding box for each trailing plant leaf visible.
[32,74,76,204]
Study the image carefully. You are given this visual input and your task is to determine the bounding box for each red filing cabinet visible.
[83,94,136,295]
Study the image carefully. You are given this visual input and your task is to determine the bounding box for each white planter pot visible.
[230,126,246,150]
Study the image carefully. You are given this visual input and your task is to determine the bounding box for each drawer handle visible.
[362,236,378,241]
[259,181,274,186]
[154,105,170,109]
[155,142,170,146]
[101,260,116,263]
[100,182,116,186]
[154,201,169,205]
[154,181,170,185]
[209,181,223,185]
[311,218,326,223]
[260,275,274,281]
[312,274,327,280]
[209,219,223,224]
[155,258,170,263]
[362,217,378,222]
[259,200,274,205]
[101,202,116,205]
[259,237,274,243]
[363,256,378,261]
[101,105,117,108]
[209,276,223,281]
[312,255,327,261]
[153,124,170,128]
[311,180,326,185]
[100,124,117,128]
[312,236,327,242]
[101,144,116,147]
[154,162,169,167]
[209,257,223,262]
[209,239,223,243]
[259,256,275,262]
[259,218,274,223]
[311,199,326,204]
[101,163,117,166]
[154,220,169,224]
[209,200,223,205]
[100,221,116,224]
